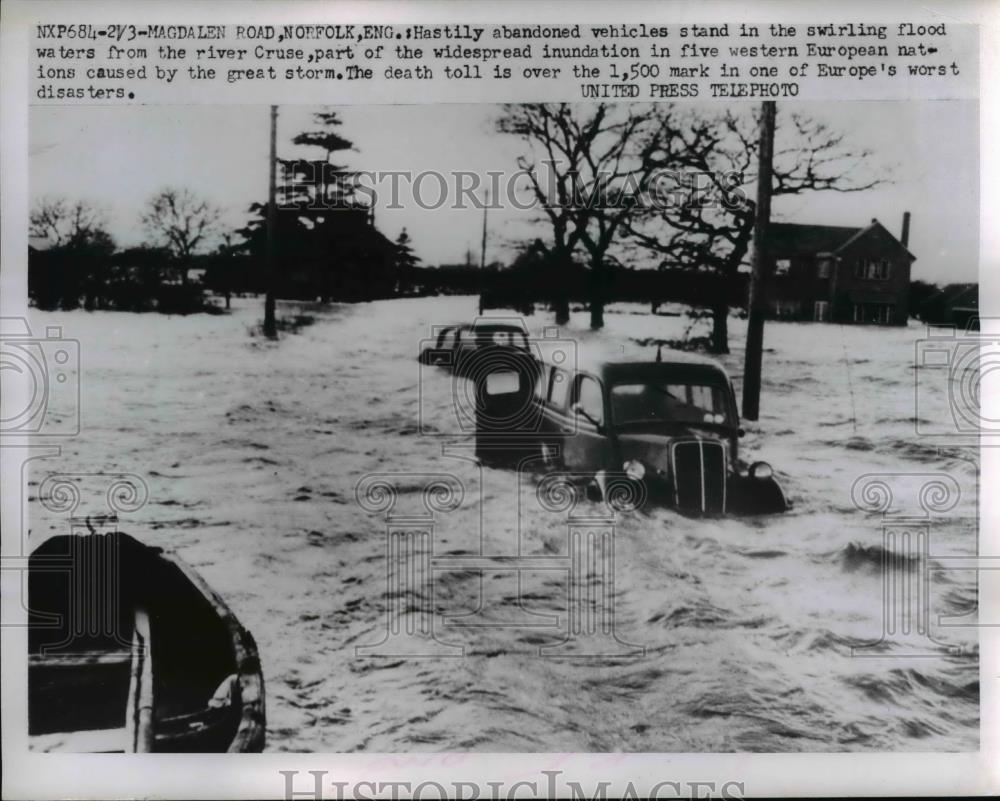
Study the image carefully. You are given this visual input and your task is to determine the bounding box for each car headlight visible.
[623,459,646,481]
[749,461,773,480]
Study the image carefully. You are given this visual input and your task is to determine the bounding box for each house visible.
[918,283,978,330]
[281,208,400,301]
[766,213,915,325]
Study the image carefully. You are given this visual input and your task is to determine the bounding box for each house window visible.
[817,258,832,279]
[772,300,800,318]
[813,301,830,322]
[853,303,894,324]
[775,259,791,276]
[854,259,891,280]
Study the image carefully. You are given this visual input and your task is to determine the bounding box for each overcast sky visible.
[30,100,978,283]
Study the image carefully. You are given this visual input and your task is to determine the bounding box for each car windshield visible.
[474,330,528,350]
[610,380,732,427]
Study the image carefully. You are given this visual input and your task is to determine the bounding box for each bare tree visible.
[628,106,886,353]
[30,197,110,247]
[29,197,116,310]
[140,188,221,284]
[497,103,672,329]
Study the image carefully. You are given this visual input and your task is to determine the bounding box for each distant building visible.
[263,207,399,302]
[918,283,978,330]
[766,213,915,325]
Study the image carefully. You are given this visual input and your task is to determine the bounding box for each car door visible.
[562,374,610,472]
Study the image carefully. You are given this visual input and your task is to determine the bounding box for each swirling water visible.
[27,296,979,752]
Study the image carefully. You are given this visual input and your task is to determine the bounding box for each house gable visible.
[769,219,914,263]
[834,220,915,263]
[765,216,915,326]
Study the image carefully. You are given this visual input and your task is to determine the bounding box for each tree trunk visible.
[553,296,570,326]
[590,299,604,330]
[589,260,605,330]
[711,299,729,354]
[549,247,571,326]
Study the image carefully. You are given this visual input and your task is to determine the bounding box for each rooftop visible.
[770,219,915,260]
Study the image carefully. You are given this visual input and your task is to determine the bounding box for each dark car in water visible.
[531,348,789,516]
[418,321,531,377]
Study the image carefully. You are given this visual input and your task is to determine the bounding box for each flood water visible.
[27,295,979,752]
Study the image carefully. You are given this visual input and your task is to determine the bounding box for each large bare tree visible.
[140,188,221,284]
[497,103,675,329]
[628,106,885,353]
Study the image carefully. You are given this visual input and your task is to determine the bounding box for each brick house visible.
[766,213,915,325]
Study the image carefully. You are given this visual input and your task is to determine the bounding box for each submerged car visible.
[418,321,531,377]
[531,348,789,516]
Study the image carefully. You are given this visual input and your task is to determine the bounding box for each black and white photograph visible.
[2,2,997,799]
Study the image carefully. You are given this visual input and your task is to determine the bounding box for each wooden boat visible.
[28,530,265,752]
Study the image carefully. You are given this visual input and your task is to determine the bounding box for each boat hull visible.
[28,531,265,753]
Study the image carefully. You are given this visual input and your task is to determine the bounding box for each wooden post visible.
[263,105,278,339]
[741,100,776,421]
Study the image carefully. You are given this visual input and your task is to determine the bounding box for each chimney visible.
[901,211,911,248]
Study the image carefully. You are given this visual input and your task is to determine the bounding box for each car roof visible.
[441,322,527,333]
[540,342,731,381]
[470,323,528,333]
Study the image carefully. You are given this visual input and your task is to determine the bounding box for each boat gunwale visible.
[162,548,266,753]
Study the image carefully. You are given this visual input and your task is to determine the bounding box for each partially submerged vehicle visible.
[418,320,531,377]
[530,348,789,516]
[29,530,265,752]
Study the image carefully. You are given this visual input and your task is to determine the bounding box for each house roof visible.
[770,223,861,255]
[770,219,915,261]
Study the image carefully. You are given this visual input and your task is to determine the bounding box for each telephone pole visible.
[478,190,488,314]
[741,100,776,421]
[263,104,278,339]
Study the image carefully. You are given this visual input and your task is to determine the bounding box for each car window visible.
[611,381,730,426]
[486,370,520,395]
[574,376,604,426]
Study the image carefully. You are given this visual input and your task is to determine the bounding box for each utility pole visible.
[478,190,488,314]
[263,104,278,339]
[741,100,776,421]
